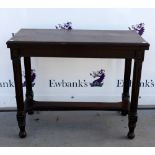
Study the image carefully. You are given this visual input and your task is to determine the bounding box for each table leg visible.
[122,58,132,116]
[24,57,34,115]
[12,56,26,138]
[127,58,143,139]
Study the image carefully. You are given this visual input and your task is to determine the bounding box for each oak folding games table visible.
[6,29,150,139]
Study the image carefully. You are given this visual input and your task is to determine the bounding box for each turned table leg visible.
[127,57,143,139]
[12,55,26,138]
[24,57,34,115]
[121,58,132,116]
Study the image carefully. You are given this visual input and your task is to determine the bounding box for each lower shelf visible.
[27,100,129,111]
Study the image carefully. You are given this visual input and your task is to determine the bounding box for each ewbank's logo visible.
[129,23,145,36]
[90,69,105,87]
[117,79,155,88]
[55,22,72,30]
[0,69,36,88]
[22,69,36,87]
[49,69,105,88]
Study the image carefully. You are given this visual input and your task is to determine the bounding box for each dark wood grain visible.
[32,101,123,111]
[7,29,149,49]
[24,57,34,115]
[7,29,150,139]
[121,58,132,116]
[12,53,26,138]
[128,55,143,139]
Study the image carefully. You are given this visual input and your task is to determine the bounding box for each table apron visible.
[11,46,138,59]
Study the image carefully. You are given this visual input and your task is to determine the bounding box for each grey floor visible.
[0,110,155,147]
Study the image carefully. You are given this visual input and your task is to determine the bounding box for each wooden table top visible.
[7,29,149,49]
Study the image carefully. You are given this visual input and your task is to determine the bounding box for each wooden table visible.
[6,29,149,139]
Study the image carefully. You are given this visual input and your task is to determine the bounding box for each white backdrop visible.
[0,8,155,107]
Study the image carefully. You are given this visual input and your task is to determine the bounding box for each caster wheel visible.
[127,132,135,139]
[19,131,27,138]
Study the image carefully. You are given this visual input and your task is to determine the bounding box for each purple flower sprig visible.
[55,22,72,30]
[128,23,145,36]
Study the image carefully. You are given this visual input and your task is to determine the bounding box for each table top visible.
[7,29,149,49]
